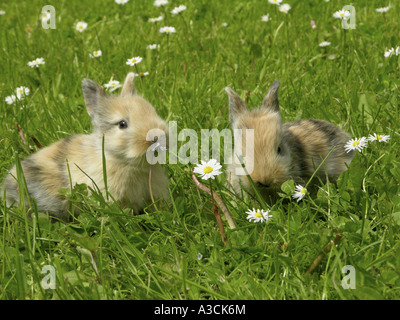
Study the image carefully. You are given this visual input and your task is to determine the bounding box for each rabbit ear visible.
[225,87,248,126]
[82,78,106,118]
[261,80,280,112]
[121,72,136,96]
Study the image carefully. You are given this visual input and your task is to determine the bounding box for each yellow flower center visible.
[340,13,344,17]
[255,211,263,218]
[131,59,137,63]
[377,135,382,140]
[300,188,307,194]
[203,166,213,174]
[352,140,360,147]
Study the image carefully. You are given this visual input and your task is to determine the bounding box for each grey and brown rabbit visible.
[2,73,169,221]
[225,80,355,201]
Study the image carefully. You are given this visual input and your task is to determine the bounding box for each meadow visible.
[0,0,399,301]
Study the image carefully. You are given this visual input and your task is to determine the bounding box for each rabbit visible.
[224,80,355,202]
[2,72,169,221]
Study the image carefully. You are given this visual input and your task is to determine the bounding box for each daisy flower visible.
[344,137,368,153]
[28,57,45,68]
[261,14,270,22]
[376,6,390,13]
[159,26,176,34]
[268,0,282,5]
[135,72,149,77]
[171,5,186,15]
[126,56,142,66]
[292,185,307,202]
[147,44,160,50]
[384,48,395,58]
[89,50,102,58]
[246,208,273,223]
[154,0,168,7]
[41,12,51,23]
[368,133,390,143]
[193,159,223,180]
[15,86,30,99]
[115,0,129,4]
[104,80,122,92]
[0,10,5,15]
[149,16,163,23]
[5,95,17,105]
[75,21,88,32]
[396,46,400,56]
[333,10,351,20]
[279,4,291,14]
[319,41,331,47]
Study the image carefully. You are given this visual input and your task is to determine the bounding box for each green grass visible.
[1,0,400,300]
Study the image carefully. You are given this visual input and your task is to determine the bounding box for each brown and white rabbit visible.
[2,72,169,221]
[225,80,355,201]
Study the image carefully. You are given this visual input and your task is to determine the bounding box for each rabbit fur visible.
[2,73,169,221]
[225,81,355,202]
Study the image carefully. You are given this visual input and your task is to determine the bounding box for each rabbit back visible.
[283,119,355,183]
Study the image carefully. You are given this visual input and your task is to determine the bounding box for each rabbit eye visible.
[118,120,128,129]
[277,146,282,154]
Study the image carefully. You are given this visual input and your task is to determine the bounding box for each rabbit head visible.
[225,81,292,200]
[82,73,168,163]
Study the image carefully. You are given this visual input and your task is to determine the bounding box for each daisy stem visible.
[305,230,342,275]
[191,172,236,229]
[209,180,228,245]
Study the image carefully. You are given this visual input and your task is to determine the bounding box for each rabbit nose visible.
[256,182,270,189]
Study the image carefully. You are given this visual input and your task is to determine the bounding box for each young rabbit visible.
[2,73,169,221]
[225,81,355,201]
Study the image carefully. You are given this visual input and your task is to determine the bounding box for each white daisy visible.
[89,50,102,58]
[159,26,176,34]
[319,41,331,47]
[376,6,390,13]
[115,0,129,4]
[104,80,122,92]
[292,185,307,202]
[193,159,223,180]
[344,137,368,153]
[41,12,51,22]
[126,56,143,66]
[75,21,88,32]
[261,14,270,22]
[333,10,351,20]
[279,4,291,14]
[384,48,395,58]
[171,5,186,15]
[27,57,45,68]
[15,86,30,99]
[134,72,149,77]
[246,208,273,223]
[368,133,390,143]
[268,0,282,5]
[396,46,400,56]
[147,44,160,50]
[5,95,17,105]
[154,0,168,7]
[221,22,228,27]
[149,16,163,23]
[0,10,5,15]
